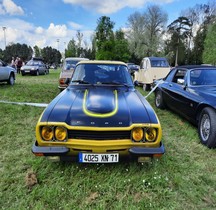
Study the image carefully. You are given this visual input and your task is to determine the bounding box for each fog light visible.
[132,127,144,142]
[41,126,53,141]
[145,128,157,142]
[55,126,67,141]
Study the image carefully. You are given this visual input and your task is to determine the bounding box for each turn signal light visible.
[41,126,53,141]
[132,127,144,142]
[55,126,67,141]
[59,78,65,85]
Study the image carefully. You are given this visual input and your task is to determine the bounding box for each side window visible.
[172,69,186,84]
[140,60,144,69]
[146,59,150,69]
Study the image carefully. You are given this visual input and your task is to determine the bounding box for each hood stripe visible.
[83,89,118,118]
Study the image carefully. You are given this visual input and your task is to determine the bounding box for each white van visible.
[134,57,170,91]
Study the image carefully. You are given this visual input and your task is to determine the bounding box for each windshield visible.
[26,60,40,66]
[64,60,80,70]
[71,63,133,86]
[190,69,216,86]
[150,59,169,67]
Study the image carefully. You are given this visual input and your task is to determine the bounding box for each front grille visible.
[68,130,131,140]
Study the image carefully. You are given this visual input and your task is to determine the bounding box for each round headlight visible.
[145,128,157,142]
[55,126,67,141]
[41,126,53,141]
[132,127,144,142]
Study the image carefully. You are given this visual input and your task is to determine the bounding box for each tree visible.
[41,46,61,65]
[113,30,130,62]
[3,43,33,63]
[203,22,216,65]
[95,16,115,59]
[180,1,216,64]
[167,16,192,66]
[126,5,168,60]
[76,30,83,57]
[0,48,3,60]
[143,5,168,56]
[65,39,77,57]
[33,45,41,57]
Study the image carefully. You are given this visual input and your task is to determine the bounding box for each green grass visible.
[0,70,216,210]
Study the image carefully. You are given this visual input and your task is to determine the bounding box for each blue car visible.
[32,60,165,163]
[154,65,216,148]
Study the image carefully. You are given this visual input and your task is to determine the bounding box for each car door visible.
[0,60,8,81]
[162,68,197,120]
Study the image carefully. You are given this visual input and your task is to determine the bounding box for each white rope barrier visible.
[145,79,164,99]
[0,100,48,107]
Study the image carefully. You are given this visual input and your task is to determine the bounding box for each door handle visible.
[169,84,172,87]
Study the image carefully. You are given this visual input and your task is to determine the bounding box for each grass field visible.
[0,70,216,210]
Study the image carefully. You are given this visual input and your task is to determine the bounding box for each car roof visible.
[65,57,89,61]
[176,65,216,70]
[77,60,127,66]
[148,57,168,61]
[32,57,44,61]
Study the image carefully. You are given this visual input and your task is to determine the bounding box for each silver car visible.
[21,59,49,76]
[0,59,16,85]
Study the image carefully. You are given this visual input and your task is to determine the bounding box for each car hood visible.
[41,86,158,127]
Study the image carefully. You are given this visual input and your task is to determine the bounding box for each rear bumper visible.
[32,141,165,157]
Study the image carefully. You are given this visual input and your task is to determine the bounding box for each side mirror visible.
[177,78,185,85]
[134,80,139,86]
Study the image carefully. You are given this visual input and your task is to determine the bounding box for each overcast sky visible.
[0,0,209,52]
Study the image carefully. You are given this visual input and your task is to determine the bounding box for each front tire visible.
[155,90,165,109]
[7,74,15,85]
[198,107,216,148]
[143,84,151,91]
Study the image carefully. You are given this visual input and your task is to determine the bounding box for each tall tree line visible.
[1,1,215,66]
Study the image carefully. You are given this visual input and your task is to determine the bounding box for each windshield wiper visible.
[72,80,91,84]
[100,82,130,87]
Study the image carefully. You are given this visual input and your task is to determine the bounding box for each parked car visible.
[58,57,89,91]
[21,58,49,76]
[134,57,170,91]
[127,63,139,76]
[154,65,216,148]
[0,59,16,85]
[32,60,165,163]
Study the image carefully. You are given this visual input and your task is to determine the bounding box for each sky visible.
[0,0,211,52]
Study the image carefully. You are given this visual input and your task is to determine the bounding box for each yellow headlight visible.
[132,127,144,142]
[41,126,53,141]
[145,128,157,142]
[55,126,67,141]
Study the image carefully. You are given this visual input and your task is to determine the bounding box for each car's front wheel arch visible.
[198,107,216,148]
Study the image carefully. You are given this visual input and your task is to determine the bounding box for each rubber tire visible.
[198,107,216,148]
[21,71,25,76]
[35,70,39,76]
[155,90,165,109]
[143,84,151,91]
[7,74,15,85]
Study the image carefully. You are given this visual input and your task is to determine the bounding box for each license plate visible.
[79,153,119,163]
[25,70,30,73]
